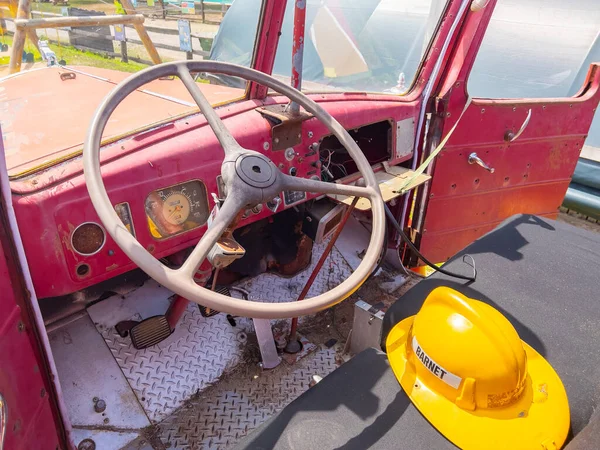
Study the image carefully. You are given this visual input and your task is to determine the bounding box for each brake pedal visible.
[128,316,172,349]
[198,285,230,317]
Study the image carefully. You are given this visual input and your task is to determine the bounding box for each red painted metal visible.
[248,0,288,99]
[166,295,190,330]
[0,176,65,449]
[12,98,419,299]
[416,0,600,263]
[288,0,307,114]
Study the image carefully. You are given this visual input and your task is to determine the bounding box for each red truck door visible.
[0,163,66,448]
[415,0,600,262]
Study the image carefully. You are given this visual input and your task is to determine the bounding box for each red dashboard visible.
[11,95,418,299]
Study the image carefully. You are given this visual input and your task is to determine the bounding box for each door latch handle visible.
[468,152,495,173]
[504,109,532,142]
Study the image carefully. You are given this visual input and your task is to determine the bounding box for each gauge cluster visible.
[144,180,210,240]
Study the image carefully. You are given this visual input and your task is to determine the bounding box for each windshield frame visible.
[257,0,452,100]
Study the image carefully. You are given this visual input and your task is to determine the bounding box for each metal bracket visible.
[256,104,312,151]
[252,318,281,370]
[349,300,385,355]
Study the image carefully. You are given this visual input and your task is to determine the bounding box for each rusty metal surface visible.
[256,104,312,150]
[159,345,340,450]
[233,239,353,312]
[2,66,243,177]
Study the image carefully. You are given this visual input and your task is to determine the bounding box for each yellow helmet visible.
[386,287,570,450]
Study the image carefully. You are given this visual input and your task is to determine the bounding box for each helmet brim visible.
[386,316,570,450]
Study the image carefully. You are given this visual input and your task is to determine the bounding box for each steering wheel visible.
[84,61,385,319]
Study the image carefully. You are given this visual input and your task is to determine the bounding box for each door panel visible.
[0,163,64,448]
[417,0,600,263]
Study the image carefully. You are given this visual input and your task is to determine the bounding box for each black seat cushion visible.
[234,347,456,450]
[382,214,600,438]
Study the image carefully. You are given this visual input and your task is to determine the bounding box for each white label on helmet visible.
[412,336,462,389]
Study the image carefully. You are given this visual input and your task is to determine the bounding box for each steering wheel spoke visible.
[179,193,247,278]
[177,64,241,156]
[281,174,373,198]
[84,60,386,319]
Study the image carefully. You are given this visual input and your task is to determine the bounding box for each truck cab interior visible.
[1,0,600,449]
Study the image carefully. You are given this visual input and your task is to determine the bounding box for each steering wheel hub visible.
[235,154,276,188]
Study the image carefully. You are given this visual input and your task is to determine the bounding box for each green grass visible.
[1,34,149,72]
[31,0,115,15]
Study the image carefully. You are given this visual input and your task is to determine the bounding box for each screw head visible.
[78,439,96,450]
[307,131,313,138]
[94,399,107,413]
[263,142,270,150]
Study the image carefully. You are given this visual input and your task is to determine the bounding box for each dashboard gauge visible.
[162,192,190,225]
[145,180,209,240]
[114,202,135,237]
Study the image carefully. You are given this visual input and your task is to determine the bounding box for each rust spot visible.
[59,222,79,262]
[548,143,562,171]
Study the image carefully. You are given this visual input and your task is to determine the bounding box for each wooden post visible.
[25,28,40,51]
[120,0,161,65]
[159,0,166,19]
[120,39,128,62]
[200,0,205,23]
[15,14,145,29]
[8,0,31,74]
[186,26,193,60]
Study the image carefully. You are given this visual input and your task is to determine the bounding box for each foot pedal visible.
[198,285,230,317]
[128,316,172,349]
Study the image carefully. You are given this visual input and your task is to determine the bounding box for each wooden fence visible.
[4,9,215,65]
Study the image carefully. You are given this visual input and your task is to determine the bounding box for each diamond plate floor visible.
[94,301,246,423]
[232,240,353,332]
[87,239,352,426]
[159,345,341,449]
[235,240,353,304]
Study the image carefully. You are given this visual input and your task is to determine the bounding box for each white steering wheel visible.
[83,61,385,319]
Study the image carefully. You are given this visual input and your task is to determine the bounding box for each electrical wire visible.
[384,203,477,282]
[366,218,388,281]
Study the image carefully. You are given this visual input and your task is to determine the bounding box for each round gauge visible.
[145,180,210,240]
[162,192,191,225]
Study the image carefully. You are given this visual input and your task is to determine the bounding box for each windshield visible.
[211,0,446,94]
[0,0,261,178]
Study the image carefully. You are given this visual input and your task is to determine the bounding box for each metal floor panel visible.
[84,239,352,429]
[232,240,353,332]
[234,240,352,304]
[159,345,341,450]
[48,314,150,431]
[94,300,246,423]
